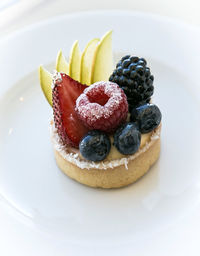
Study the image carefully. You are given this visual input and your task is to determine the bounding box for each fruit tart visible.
[39,31,162,188]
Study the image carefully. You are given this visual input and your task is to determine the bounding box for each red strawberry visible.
[52,73,88,148]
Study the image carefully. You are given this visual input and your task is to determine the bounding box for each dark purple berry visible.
[109,55,154,111]
[79,130,111,161]
[130,104,161,133]
[114,123,141,155]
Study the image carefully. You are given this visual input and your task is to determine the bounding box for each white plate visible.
[1,10,200,256]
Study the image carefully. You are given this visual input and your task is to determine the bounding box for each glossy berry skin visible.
[109,55,154,111]
[114,123,141,155]
[79,130,111,162]
[130,103,161,133]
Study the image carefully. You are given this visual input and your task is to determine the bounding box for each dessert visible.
[39,31,162,188]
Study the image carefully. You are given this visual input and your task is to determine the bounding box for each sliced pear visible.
[56,50,69,74]
[91,30,113,83]
[39,65,53,106]
[69,40,81,81]
[80,38,100,85]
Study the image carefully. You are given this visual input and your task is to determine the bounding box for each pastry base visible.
[53,135,161,189]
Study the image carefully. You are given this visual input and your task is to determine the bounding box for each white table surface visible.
[0,0,200,38]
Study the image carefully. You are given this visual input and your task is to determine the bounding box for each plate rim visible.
[1,9,200,256]
[1,9,200,44]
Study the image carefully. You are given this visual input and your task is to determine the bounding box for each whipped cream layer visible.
[50,122,160,170]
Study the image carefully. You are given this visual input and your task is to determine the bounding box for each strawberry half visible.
[52,73,88,148]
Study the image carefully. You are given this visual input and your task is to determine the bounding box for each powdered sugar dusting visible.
[75,81,128,131]
[50,122,161,170]
[52,71,62,88]
[76,81,123,119]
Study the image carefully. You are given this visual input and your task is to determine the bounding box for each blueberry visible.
[114,123,141,155]
[79,131,111,161]
[130,104,161,133]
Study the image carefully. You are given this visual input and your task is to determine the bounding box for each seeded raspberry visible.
[75,81,128,132]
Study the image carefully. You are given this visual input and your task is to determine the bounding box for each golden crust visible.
[53,128,161,189]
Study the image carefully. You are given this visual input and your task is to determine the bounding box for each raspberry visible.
[75,81,128,132]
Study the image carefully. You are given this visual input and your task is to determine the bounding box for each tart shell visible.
[52,124,161,188]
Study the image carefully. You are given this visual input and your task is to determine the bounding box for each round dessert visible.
[39,31,162,189]
[50,72,161,188]
[51,121,161,188]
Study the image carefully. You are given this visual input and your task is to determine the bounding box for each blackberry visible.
[109,55,154,111]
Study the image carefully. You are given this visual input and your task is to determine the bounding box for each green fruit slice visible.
[69,40,81,81]
[80,38,100,85]
[91,30,113,83]
[56,50,69,74]
[39,65,53,106]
